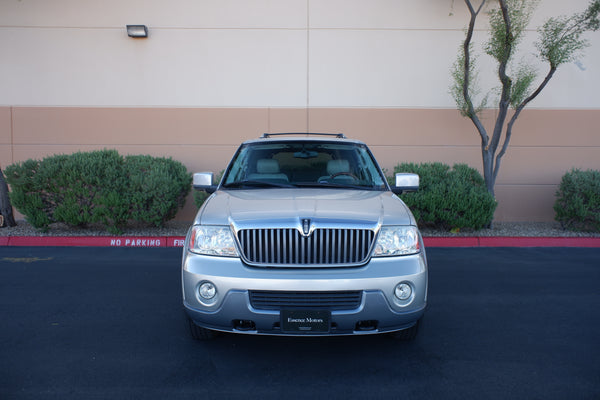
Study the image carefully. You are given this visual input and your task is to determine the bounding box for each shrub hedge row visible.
[554,169,600,232]
[6,151,596,233]
[392,162,497,230]
[5,150,191,233]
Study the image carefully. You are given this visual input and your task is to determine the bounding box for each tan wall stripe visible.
[2,106,599,223]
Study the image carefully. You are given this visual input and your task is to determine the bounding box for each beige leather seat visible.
[319,159,357,183]
[248,159,289,182]
[326,160,350,176]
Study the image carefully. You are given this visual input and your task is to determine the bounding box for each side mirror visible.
[193,172,217,194]
[391,173,419,194]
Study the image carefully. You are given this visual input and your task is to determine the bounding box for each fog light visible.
[395,283,412,300]
[199,282,216,300]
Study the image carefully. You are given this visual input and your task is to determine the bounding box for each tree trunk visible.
[482,149,496,198]
[0,167,17,227]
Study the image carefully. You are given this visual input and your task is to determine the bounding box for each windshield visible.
[221,140,387,190]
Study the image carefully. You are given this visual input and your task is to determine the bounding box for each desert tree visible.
[450,0,600,197]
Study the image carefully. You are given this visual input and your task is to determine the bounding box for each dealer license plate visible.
[281,310,330,333]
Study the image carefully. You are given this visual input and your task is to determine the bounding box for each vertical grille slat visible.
[336,229,342,264]
[238,228,374,266]
[252,230,257,262]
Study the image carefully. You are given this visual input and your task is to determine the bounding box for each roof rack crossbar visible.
[261,132,346,139]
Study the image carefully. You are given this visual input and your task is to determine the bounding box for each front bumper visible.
[182,252,428,336]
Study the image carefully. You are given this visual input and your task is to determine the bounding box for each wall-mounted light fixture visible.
[126,25,148,38]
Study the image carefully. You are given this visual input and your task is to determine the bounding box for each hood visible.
[195,189,415,229]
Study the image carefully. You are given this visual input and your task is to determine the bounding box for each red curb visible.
[1,236,599,248]
[477,236,600,247]
[167,237,186,247]
[423,237,479,247]
[423,236,600,247]
[5,236,181,247]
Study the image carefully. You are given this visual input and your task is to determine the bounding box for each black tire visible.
[188,318,219,340]
[389,319,420,341]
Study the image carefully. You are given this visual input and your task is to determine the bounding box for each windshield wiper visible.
[222,180,296,189]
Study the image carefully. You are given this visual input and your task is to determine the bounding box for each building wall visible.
[1,0,599,222]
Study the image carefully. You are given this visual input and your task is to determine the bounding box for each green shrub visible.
[5,150,125,231]
[125,155,192,227]
[554,169,600,232]
[5,150,191,233]
[392,162,497,230]
[194,190,211,209]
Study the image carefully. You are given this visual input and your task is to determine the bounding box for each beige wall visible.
[2,106,598,222]
[2,1,599,223]
[0,107,11,169]
[2,1,599,109]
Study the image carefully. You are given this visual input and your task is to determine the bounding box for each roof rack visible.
[261,132,346,139]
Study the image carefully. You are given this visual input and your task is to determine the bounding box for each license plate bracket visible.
[281,310,331,333]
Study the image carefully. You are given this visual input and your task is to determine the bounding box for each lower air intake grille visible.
[249,291,363,311]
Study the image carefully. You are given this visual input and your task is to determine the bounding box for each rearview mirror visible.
[193,172,217,193]
[391,173,419,194]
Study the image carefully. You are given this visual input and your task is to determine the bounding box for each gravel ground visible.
[419,221,600,237]
[1,219,599,237]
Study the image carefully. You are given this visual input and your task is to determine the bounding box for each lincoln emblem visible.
[302,219,311,236]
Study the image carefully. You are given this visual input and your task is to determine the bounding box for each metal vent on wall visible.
[237,228,374,266]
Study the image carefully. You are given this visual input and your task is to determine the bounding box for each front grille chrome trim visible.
[237,228,375,267]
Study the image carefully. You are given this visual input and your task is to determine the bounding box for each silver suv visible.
[182,133,427,339]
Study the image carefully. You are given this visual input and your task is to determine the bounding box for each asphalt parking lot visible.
[1,246,599,399]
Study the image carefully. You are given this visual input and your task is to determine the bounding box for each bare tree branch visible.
[494,65,557,182]
[462,0,489,148]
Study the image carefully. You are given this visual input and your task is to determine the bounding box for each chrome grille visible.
[237,228,375,266]
[249,291,363,310]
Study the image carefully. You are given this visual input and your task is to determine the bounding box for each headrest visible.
[256,159,280,174]
[327,160,350,175]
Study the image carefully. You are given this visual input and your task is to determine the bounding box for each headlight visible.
[372,226,420,257]
[188,225,239,257]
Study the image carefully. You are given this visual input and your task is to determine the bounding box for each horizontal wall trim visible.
[2,106,599,222]
[3,105,600,111]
